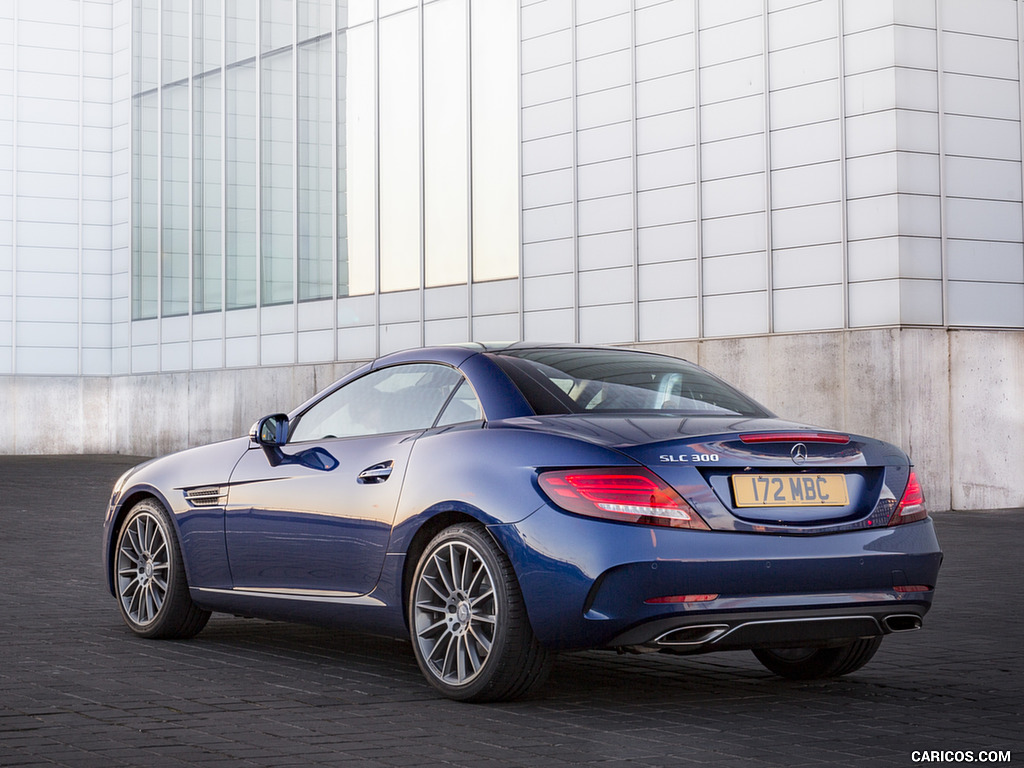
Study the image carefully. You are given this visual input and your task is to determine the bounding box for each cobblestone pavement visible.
[0,456,1020,767]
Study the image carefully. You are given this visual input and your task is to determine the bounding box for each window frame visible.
[287,362,483,443]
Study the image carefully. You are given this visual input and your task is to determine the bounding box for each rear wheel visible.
[409,522,550,702]
[114,498,210,639]
[752,637,882,680]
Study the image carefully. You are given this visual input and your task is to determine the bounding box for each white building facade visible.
[1,0,1023,511]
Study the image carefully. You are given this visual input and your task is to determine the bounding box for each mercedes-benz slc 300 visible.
[103,344,942,701]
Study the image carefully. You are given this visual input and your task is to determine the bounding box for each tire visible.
[114,498,211,639]
[409,522,551,702]
[752,637,882,680]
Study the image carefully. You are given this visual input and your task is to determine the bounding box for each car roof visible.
[374,342,682,365]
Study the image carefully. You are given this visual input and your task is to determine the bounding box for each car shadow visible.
[142,614,923,705]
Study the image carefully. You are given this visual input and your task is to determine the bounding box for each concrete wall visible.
[637,327,1024,512]
[3,327,1022,512]
[1,360,362,457]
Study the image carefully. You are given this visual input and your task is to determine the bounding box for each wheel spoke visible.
[455,636,469,681]
[432,551,456,595]
[458,548,475,593]
[466,560,485,594]
[144,585,160,622]
[119,575,140,600]
[127,584,144,619]
[440,630,458,678]
[141,517,154,552]
[469,586,494,609]
[416,615,448,636]
[420,573,450,603]
[427,625,453,657]
[126,526,143,557]
[151,539,167,561]
[414,597,445,614]
[463,634,483,673]
[448,544,464,593]
[468,625,493,655]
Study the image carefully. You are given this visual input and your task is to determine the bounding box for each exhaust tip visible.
[654,624,729,647]
[883,614,922,633]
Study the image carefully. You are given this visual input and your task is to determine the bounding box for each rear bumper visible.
[605,602,928,653]
[492,507,942,651]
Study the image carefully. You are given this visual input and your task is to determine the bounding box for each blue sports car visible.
[103,344,942,701]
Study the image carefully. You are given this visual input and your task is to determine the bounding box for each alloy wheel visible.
[413,539,498,687]
[116,511,171,627]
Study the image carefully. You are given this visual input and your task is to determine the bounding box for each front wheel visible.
[409,523,551,702]
[752,637,882,680]
[114,498,211,639]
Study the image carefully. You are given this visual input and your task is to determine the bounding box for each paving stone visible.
[0,456,1021,767]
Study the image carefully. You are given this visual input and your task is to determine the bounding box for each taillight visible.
[538,468,710,530]
[888,471,927,526]
[739,432,850,444]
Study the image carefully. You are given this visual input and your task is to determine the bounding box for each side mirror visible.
[251,413,290,447]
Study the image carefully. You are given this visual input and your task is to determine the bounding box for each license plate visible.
[732,474,849,507]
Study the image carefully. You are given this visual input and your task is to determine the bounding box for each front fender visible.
[102,437,250,596]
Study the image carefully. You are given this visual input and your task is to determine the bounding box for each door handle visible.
[357,460,394,484]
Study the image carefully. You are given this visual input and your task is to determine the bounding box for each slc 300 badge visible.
[660,453,719,463]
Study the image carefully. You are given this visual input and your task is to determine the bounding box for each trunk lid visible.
[504,414,911,533]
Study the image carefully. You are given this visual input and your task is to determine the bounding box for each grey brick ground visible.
[0,455,1020,767]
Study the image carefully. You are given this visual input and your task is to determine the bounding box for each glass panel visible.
[162,0,189,83]
[299,0,334,39]
[435,379,484,426]
[194,0,222,75]
[337,28,350,296]
[290,364,465,441]
[378,9,420,292]
[298,39,334,301]
[226,0,257,63]
[424,0,468,288]
[132,92,159,319]
[261,48,294,305]
[262,0,293,51]
[344,22,375,296]
[348,0,374,27]
[134,0,159,93]
[132,0,158,320]
[226,61,258,308]
[470,0,518,282]
[380,0,417,17]
[193,71,222,312]
[162,84,190,316]
[490,349,769,417]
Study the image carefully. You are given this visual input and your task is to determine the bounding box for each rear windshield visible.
[489,348,769,418]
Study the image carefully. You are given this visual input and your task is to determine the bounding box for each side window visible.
[289,364,465,442]
[435,379,484,427]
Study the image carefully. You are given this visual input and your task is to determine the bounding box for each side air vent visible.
[184,486,227,507]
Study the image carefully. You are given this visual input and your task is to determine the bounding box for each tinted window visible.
[490,348,768,418]
[434,379,484,426]
[289,363,466,441]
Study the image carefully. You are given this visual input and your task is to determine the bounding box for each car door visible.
[224,363,466,596]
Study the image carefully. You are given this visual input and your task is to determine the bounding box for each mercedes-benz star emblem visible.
[791,443,808,465]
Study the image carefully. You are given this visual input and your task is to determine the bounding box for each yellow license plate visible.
[732,474,849,507]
